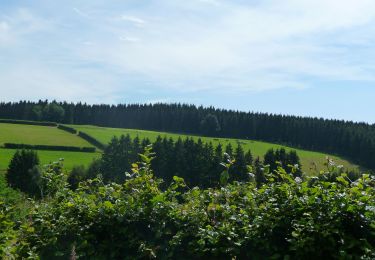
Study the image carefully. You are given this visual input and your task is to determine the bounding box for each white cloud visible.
[0,62,119,104]
[73,0,375,93]
[73,7,89,18]
[119,36,140,43]
[119,15,146,26]
[1,0,375,103]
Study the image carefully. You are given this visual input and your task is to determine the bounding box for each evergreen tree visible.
[225,143,233,157]
[200,114,221,136]
[254,157,266,187]
[6,150,41,197]
[230,145,247,182]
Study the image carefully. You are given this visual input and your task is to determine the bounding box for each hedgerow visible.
[12,147,375,259]
[0,119,56,127]
[78,131,106,150]
[57,124,78,134]
[3,143,96,153]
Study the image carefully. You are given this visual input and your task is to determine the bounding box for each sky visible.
[0,0,374,123]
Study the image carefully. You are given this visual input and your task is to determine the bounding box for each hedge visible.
[57,125,77,134]
[78,131,106,150]
[3,143,96,153]
[0,119,57,127]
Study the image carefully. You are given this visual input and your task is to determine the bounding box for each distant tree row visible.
[68,135,301,189]
[0,100,374,170]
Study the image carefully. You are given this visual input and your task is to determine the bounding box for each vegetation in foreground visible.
[0,146,374,259]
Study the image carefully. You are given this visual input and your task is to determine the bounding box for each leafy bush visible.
[57,124,77,134]
[14,148,375,259]
[67,165,87,190]
[4,143,96,153]
[0,200,16,258]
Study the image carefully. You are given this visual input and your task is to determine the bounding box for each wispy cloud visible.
[119,15,146,26]
[73,7,89,18]
[1,0,375,122]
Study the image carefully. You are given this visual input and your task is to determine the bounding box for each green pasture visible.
[0,123,93,147]
[0,148,100,171]
[71,125,359,174]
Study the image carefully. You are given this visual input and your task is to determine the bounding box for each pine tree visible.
[6,150,41,197]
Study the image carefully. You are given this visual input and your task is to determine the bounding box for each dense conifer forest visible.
[67,134,302,189]
[0,100,374,170]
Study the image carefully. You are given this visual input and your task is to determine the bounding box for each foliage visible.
[42,102,65,122]
[12,148,375,259]
[0,200,16,258]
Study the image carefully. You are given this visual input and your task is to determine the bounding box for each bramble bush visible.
[6,147,375,259]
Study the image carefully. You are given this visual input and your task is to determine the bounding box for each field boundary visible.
[0,119,57,126]
[57,124,78,134]
[3,143,96,153]
[78,131,106,150]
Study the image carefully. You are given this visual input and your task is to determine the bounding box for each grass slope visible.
[0,123,93,147]
[72,125,359,174]
[0,148,100,171]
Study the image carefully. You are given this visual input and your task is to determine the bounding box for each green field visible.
[71,125,359,174]
[0,148,100,171]
[0,123,93,147]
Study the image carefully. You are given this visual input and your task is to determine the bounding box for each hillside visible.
[0,123,99,171]
[1,101,373,170]
[72,124,359,174]
[0,121,360,174]
[0,123,92,147]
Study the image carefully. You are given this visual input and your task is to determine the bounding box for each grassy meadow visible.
[0,123,93,147]
[0,148,100,171]
[71,125,359,174]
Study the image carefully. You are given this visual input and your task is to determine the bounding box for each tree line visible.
[0,100,374,170]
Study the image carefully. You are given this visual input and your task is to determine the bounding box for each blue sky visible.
[0,0,374,123]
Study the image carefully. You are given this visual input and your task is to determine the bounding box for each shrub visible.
[0,200,16,258]
[15,149,375,259]
[67,165,87,190]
